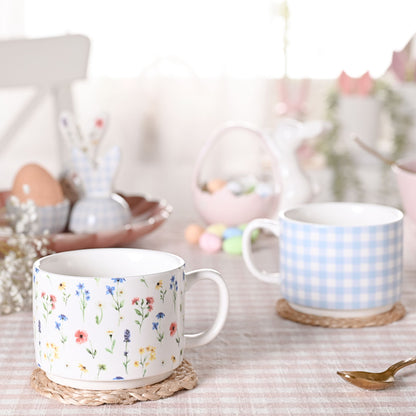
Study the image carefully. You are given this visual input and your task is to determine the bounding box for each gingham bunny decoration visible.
[59,112,131,233]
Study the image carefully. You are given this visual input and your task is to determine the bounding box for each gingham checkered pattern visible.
[280,219,403,310]
[36,200,70,233]
[69,196,130,233]
[71,146,120,197]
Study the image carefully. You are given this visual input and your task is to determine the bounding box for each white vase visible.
[337,95,381,163]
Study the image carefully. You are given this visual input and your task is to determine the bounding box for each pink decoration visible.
[338,71,373,96]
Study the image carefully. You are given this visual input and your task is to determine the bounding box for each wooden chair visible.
[0,34,90,167]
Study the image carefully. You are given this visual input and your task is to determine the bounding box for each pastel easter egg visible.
[255,182,274,198]
[185,223,205,244]
[11,163,64,207]
[206,223,226,237]
[206,178,227,193]
[223,235,243,255]
[226,180,244,195]
[223,227,243,240]
[199,232,222,253]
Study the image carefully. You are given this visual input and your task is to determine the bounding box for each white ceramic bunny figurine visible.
[269,118,326,215]
[68,145,131,233]
[59,111,131,234]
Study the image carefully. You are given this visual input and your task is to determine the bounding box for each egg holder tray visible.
[0,191,172,252]
[30,359,197,406]
[276,299,406,328]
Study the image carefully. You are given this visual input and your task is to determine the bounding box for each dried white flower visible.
[0,197,53,315]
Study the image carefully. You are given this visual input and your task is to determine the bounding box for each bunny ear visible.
[88,112,108,145]
[59,111,84,149]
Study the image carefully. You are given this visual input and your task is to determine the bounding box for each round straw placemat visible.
[30,359,197,406]
[276,299,406,328]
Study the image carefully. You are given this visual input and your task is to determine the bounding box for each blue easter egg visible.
[223,227,243,240]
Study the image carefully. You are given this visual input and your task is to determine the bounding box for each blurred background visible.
[1,0,416,219]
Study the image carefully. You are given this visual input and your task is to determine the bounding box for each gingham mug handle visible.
[242,218,281,284]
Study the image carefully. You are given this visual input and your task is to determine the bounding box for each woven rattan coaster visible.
[276,299,406,328]
[30,359,197,406]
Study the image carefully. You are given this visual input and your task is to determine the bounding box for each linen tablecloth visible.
[1,219,416,415]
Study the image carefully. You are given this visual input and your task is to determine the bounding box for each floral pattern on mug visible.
[33,267,187,383]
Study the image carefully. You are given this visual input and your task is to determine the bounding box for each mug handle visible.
[242,218,281,285]
[184,269,229,349]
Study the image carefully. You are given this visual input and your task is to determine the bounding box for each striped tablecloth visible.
[1,219,416,415]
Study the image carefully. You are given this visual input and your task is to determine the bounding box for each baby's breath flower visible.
[0,197,53,315]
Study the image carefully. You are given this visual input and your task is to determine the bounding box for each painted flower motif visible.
[75,330,88,344]
[132,297,152,332]
[56,315,68,344]
[95,301,104,325]
[106,280,125,325]
[112,278,126,283]
[169,275,178,309]
[113,376,124,380]
[38,320,41,333]
[157,280,167,302]
[44,343,59,371]
[146,297,154,312]
[75,283,90,321]
[105,331,116,354]
[59,284,71,306]
[169,322,177,337]
[41,293,56,323]
[137,346,156,377]
[97,363,106,378]
[156,312,165,319]
[152,319,164,342]
[106,285,115,295]
[78,364,88,376]
[123,329,131,373]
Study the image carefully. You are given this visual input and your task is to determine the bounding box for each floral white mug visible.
[33,248,229,390]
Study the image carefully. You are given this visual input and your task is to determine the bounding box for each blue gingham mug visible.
[242,202,403,318]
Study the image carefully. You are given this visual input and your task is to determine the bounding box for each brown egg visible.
[11,164,64,206]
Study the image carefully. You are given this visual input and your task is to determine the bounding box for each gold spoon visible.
[354,136,416,174]
[337,357,416,390]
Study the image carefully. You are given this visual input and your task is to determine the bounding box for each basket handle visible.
[192,121,281,190]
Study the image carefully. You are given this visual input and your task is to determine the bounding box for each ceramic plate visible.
[0,191,172,252]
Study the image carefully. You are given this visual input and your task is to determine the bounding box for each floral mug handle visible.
[184,269,229,348]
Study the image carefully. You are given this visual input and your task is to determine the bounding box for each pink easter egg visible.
[185,223,205,245]
[199,232,222,253]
